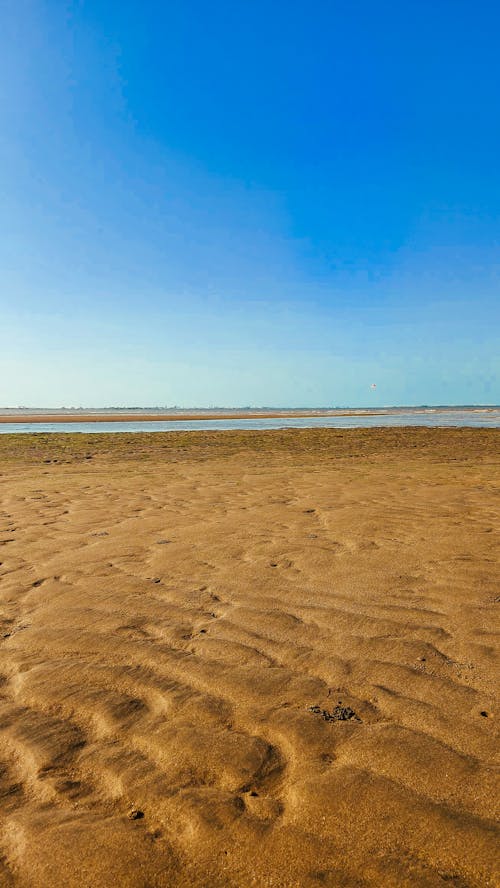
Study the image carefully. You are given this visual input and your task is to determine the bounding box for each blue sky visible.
[1,1,498,407]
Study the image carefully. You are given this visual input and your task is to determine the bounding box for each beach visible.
[0,407,496,424]
[0,410,387,423]
[0,427,498,887]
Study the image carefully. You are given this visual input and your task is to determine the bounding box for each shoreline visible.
[0,406,497,423]
[0,410,389,423]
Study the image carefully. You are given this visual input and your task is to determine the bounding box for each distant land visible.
[0,405,497,423]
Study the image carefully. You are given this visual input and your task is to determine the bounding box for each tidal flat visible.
[0,428,498,887]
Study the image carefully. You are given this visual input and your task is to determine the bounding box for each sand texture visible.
[0,410,388,423]
[0,428,498,887]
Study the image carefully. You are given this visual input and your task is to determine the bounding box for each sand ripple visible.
[0,429,498,886]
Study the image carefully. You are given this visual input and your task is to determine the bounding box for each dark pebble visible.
[128,809,144,820]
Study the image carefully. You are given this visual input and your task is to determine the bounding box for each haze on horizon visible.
[1,1,499,408]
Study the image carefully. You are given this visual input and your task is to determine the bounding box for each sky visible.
[0,0,499,407]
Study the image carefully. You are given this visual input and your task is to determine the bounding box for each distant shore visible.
[0,406,496,423]
[0,410,390,423]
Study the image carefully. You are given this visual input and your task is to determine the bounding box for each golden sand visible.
[0,411,388,423]
[0,428,498,887]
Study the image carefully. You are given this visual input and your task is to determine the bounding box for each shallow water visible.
[1,409,499,433]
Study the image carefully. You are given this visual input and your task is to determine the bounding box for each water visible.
[1,409,499,434]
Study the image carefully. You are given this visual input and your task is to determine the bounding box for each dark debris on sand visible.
[308,704,361,723]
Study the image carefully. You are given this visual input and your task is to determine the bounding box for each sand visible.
[0,428,498,887]
[0,410,389,424]
[3,407,497,423]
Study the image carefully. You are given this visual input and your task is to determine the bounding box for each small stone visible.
[128,809,144,820]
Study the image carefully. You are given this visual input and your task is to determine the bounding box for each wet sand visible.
[1,407,496,423]
[0,428,498,887]
[0,410,388,424]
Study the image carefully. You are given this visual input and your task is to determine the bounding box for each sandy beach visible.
[0,427,498,887]
[0,410,386,424]
[1,407,496,424]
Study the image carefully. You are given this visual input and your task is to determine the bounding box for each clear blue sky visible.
[1,1,498,407]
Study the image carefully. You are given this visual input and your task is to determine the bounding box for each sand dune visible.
[0,428,498,886]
